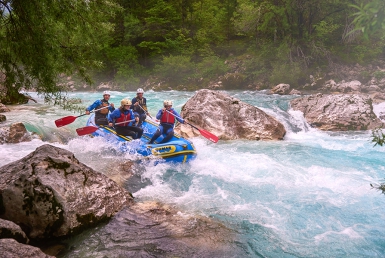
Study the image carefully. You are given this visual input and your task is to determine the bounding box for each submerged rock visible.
[0,144,133,239]
[290,93,383,131]
[176,89,286,140]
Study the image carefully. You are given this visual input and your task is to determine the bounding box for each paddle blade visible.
[55,116,77,127]
[198,129,219,143]
[76,126,99,136]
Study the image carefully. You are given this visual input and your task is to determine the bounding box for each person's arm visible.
[130,98,135,109]
[86,100,101,114]
[108,110,117,126]
[131,111,140,125]
[108,104,115,112]
[173,110,185,124]
[156,109,163,120]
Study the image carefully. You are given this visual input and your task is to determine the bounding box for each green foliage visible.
[269,62,304,87]
[154,55,195,86]
[0,0,121,103]
[196,56,229,78]
[373,71,385,80]
[351,1,385,38]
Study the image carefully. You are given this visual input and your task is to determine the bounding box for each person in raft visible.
[131,88,151,127]
[147,100,185,144]
[86,90,115,125]
[108,99,143,139]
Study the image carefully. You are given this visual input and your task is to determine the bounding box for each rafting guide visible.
[131,88,152,127]
[85,91,115,125]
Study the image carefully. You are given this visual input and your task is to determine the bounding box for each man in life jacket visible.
[86,91,115,125]
[147,100,185,144]
[108,98,143,139]
[131,88,151,127]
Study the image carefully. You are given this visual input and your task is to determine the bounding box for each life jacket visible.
[133,97,147,114]
[115,108,132,126]
[160,110,175,124]
[97,99,109,115]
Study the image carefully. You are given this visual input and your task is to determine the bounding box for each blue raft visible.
[86,114,197,163]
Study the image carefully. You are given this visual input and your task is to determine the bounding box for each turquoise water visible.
[1,90,385,257]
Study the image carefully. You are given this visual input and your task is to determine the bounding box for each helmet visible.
[103,90,110,96]
[163,100,173,106]
[137,88,144,94]
[121,99,132,106]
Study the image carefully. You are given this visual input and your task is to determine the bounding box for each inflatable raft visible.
[85,114,197,163]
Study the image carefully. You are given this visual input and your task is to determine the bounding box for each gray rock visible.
[290,94,383,131]
[0,114,5,122]
[0,144,133,239]
[0,238,54,258]
[271,83,290,95]
[0,218,29,244]
[176,89,286,140]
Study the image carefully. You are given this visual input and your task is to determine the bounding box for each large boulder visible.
[290,93,383,131]
[271,83,290,95]
[0,122,31,144]
[0,144,133,239]
[176,89,286,140]
[0,238,54,258]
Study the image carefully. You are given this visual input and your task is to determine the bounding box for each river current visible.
[1,90,385,257]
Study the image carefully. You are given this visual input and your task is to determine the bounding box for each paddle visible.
[76,119,136,136]
[55,106,110,127]
[136,103,157,121]
[165,110,218,143]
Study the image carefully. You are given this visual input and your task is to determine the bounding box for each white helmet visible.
[103,90,110,96]
[163,100,173,106]
[121,98,132,106]
[137,88,144,94]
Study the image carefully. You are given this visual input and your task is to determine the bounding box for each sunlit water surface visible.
[1,90,385,257]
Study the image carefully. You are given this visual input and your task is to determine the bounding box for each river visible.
[1,90,385,257]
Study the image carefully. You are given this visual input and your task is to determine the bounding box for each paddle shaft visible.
[111,119,136,126]
[165,110,218,143]
[76,119,136,136]
[136,103,154,119]
[165,110,196,128]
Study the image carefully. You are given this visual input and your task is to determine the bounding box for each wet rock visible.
[0,103,10,112]
[0,238,54,258]
[271,83,290,95]
[0,114,5,122]
[290,94,383,131]
[289,89,302,95]
[0,144,133,240]
[0,122,31,144]
[0,218,29,244]
[176,89,286,140]
[60,202,243,258]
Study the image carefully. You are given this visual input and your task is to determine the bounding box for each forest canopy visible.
[0,0,384,103]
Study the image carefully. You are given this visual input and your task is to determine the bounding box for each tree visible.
[0,0,120,103]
